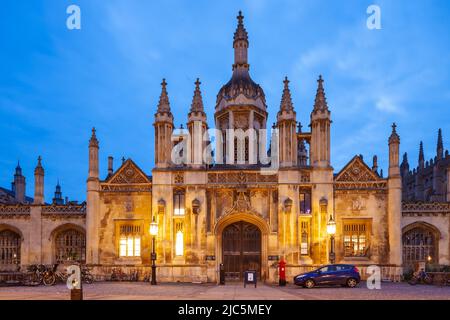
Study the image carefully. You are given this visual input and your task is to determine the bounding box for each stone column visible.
[388,124,402,266]
[86,128,100,264]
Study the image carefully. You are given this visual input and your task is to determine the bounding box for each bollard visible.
[219,263,225,285]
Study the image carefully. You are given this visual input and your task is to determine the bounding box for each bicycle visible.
[43,264,69,286]
[408,270,433,285]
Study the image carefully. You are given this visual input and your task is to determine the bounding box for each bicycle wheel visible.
[43,274,56,286]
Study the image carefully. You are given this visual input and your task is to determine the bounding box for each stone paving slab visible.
[0,282,449,300]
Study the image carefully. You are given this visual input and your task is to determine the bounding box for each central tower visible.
[214,11,267,165]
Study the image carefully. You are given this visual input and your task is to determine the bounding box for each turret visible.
[13,162,26,203]
[415,142,425,200]
[154,79,174,168]
[52,181,64,205]
[187,78,207,167]
[277,77,297,167]
[310,75,331,168]
[33,156,44,205]
[233,11,249,72]
[400,152,409,178]
[387,123,402,266]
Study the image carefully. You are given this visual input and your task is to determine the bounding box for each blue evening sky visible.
[1,0,449,202]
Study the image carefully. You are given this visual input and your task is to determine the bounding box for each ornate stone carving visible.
[336,157,380,183]
[207,172,277,185]
[108,160,151,184]
[402,201,450,216]
[173,172,184,184]
[0,205,31,218]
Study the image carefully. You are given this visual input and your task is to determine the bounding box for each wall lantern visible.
[192,198,201,215]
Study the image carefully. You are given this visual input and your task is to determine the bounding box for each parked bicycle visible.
[81,265,94,284]
[43,264,68,286]
[25,264,47,286]
[408,269,433,285]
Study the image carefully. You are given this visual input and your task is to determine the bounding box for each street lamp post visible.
[327,215,336,264]
[149,217,158,285]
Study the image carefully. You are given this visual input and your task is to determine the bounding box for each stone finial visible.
[402,152,408,165]
[313,75,329,112]
[34,156,44,175]
[388,123,400,144]
[280,76,294,112]
[190,78,204,113]
[419,141,424,168]
[297,122,303,133]
[89,127,99,148]
[437,128,443,159]
[157,78,171,113]
[234,11,248,44]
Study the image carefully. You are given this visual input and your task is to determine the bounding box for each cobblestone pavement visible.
[0,281,449,300]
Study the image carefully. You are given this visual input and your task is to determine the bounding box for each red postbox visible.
[279,258,286,286]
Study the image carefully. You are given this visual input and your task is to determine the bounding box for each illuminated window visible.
[175,231,184,256]
[300,221,310,255]
[118,225,141,257]
[174,190,185,216]
[343,220,371,257]
[299,190,311,214]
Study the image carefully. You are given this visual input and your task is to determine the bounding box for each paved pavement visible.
[0,281,449,300]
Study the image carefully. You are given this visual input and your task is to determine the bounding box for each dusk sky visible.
[1,0,449,202]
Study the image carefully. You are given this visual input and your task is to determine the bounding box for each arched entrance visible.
[222,221,261,281]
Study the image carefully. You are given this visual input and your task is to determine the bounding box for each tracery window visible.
[175,221,184,256]
[118,224,141,257]
[403,226,437,264]
[300,221,310,255]
[343,220,371,257]
[173,189,185,216]
[55,229,85,263]
[299,190,311,214]
[0,230,21,270]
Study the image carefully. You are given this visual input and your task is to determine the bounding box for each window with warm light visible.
[175,230,184,256]
[343,219,371,257]
[118,224,141,257]
[300,221,310,255]
[173,190,185,216]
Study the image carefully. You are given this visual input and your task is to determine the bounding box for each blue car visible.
[293,264,360,288]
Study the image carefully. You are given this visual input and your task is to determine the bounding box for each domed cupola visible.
[215,11,267,117]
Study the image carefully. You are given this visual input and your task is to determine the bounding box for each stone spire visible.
[280,77,294,112]
[13,161,26,203]
[157,79,171,114]
[437,128,443,160]
[34,156,44,205]
[88,128,99,180]
[400,152,410,178]
[233,11,249,71]
[418,141,425,169]
[190,78,204,113]
[89,127,99,148]
[53,180,64,205]
[313,75,329,112]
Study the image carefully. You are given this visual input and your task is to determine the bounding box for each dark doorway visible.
[222,221,261,281]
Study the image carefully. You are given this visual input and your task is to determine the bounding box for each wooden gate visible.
[222,221,261,281]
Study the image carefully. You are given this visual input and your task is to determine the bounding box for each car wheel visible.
[305,279,315,289]
[346,278,358,288]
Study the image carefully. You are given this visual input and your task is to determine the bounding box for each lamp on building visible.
[149,217,159,285]
[327,215,336,264]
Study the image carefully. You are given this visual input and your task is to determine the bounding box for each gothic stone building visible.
[1,12,449,282]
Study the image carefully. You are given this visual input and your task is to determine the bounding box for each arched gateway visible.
[222,221,262,281]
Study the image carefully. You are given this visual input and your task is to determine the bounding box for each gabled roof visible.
[0,187,33,204]
[104,159,151,184]
[335,155,381,182]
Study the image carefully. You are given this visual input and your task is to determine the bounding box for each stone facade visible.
[1,12,449,283]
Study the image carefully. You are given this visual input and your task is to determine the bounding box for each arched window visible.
[173,189,185,216]
[403,224,438,264]
[0,230,21,271]
[55,229,86,263]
